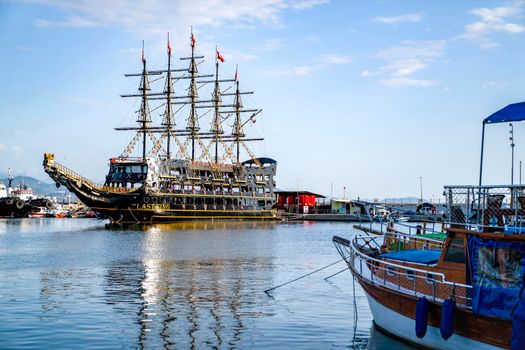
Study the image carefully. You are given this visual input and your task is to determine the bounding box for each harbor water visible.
[0,219,415,349]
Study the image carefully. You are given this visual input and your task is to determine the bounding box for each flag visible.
[191,31,196,48]
[234,65,238,81]
[252,117,256,124]
[216,50,225,63]
[142,41,145,63]
[167,32,172,56]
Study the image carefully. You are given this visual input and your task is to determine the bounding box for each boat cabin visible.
[104,158,147,188]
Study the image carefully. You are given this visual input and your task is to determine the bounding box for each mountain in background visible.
[1,175,58,196]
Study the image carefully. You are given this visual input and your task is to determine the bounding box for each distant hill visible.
[0,176,57,196]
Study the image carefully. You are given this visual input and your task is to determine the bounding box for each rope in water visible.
[264,258,344,294]
[324,267,348,281]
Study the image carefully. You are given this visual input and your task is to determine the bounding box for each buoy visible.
[440,298,456,340]
[415,297,428,338]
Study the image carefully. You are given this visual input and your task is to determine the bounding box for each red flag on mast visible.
[141,40,145,63]
[167,33,172,56]
[234,65,238,81]
[216,50,225,63]
[191,31,196,48]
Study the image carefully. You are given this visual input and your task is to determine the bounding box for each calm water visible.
[0,219,415,349]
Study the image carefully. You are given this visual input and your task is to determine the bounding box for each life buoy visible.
[119,187,125,192]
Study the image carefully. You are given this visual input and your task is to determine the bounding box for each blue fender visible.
[415,297,428,338]
[440,298,456,340]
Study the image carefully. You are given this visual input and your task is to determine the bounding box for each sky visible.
[1,0,525,201]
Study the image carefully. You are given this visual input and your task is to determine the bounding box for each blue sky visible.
[1,0,525,200]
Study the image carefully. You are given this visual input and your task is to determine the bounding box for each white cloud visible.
[28,1,328,39]
[373,13,423,25]
[27,0,328,63]
[482,80,509,90]
[457,4,525,48]
[263,53,350,77]
[363,40,445,88]
[34,16,99,28]
[60,96,104,107]
[265,65,315,76]
[16,45,31,52]
[319,54,352,65]
[12,146,24,157]
[257,38,285,52]
[380,77,438,88]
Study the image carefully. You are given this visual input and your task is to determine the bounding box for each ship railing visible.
[333,234,472,309]
[53,161,98,188]
[53,161,137,193]
[444,184,525,233]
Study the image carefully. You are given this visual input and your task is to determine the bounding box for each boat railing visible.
[52,161,138,193]
[52,161,97,187]
[382,231,444,252]
[333,234,472,308]
[444,184,525,232]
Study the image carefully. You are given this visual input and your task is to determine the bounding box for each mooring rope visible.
[324,267,348,281]
[264,258,344,295]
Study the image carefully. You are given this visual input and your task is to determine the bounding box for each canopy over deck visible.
[380,249,442,265]
[484,101,525,124]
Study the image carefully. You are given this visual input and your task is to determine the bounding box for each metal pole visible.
[297,178,300,213]
[420,177,423,202]
[479,122,486,186]
[343,186,346,200]
[510,123,515,185]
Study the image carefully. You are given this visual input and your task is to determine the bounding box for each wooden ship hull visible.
[356,265,507,349]
[44,155,277,224]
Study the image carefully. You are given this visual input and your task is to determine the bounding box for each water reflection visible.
[107,221,279,232]
[1,219,408,349]
[103,256,274,349]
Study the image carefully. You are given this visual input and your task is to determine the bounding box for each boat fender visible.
[15,200,24,210]
[45,200,53,209]
[415,297,428,338]
[440,298,456,340]
[6,199,13,205]
[511,296,525,349]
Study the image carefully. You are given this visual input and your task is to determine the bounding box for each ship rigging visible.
[44,29,277,224]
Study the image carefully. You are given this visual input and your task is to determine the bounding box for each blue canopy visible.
[484,101,525,124]
[380,249,442,265]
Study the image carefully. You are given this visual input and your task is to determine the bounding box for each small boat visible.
[334,182,525,349]
[333,102,525,349]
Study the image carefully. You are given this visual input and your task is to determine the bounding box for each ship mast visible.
[163,33,174,159]
[139,41,151,160]
[233,68,244,164]
[213,47,223,164]
[188,28,199,161]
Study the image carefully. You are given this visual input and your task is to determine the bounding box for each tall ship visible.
[44,30,278,224]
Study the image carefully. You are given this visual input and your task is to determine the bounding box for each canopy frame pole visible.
[479,121,486,186]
